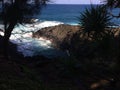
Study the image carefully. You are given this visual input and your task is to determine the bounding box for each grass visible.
[0,51,120,90]
[0,61,44,90]
[0,27,120,90]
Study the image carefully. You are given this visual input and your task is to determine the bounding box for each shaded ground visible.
[0,35,84,90]
[0,33,120,90]
[1,53,120,90]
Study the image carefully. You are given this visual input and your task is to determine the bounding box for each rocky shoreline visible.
[33,24,81,50]
[33,24,120,50]
[1,24,120,59]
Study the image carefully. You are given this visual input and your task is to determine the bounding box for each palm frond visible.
[78,5,112,40]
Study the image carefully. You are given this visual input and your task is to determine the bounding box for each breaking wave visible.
[0,20,66,58]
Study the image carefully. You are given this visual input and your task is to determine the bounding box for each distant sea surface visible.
[35,4,120,26]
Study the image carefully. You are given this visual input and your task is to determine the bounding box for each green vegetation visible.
[104,0,120,8]
[0,61,44,90]
[67,3,120,89]
[104,0,120,18]
[0,0,120,90]
[0,0,49,59]
[78,5,112,40]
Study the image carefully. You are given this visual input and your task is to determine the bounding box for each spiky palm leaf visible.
[78,5,112,40]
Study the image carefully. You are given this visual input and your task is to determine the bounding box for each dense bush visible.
[70,5,118,64]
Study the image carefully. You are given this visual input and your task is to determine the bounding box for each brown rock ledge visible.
[33,24,81,50]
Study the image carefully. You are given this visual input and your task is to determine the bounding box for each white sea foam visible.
[0,20,64,57]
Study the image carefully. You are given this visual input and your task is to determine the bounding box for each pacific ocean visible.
[37,4,120,26]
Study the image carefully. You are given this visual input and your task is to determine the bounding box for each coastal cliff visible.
[33,24,120,49]
[33,24,81,49]
[33,24,120,59]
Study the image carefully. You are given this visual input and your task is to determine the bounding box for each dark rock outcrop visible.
[33,24,81,50]
[33,24,120,59]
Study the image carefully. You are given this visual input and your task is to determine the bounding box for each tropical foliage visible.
[103,0,120,8]
[103,0,120,18]
[0,0,49,58]
[78,5,111,40]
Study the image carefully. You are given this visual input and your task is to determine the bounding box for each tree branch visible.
[109,12,120,18]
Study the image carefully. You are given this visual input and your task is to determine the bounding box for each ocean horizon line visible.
[47,3,103,5]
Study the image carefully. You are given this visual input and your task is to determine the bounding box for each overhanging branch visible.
[109,12,120,18]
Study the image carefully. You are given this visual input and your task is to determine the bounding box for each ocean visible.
[0,4,120,58]
[39,4,120,26]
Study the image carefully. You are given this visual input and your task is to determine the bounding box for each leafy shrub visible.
[70,5,117,63]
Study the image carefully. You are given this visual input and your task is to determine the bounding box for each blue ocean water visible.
[17,4,120,57]
[35,4,120,26]
[0,4,119,58]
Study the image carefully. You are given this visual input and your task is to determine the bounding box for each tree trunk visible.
[3,22,16,59]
